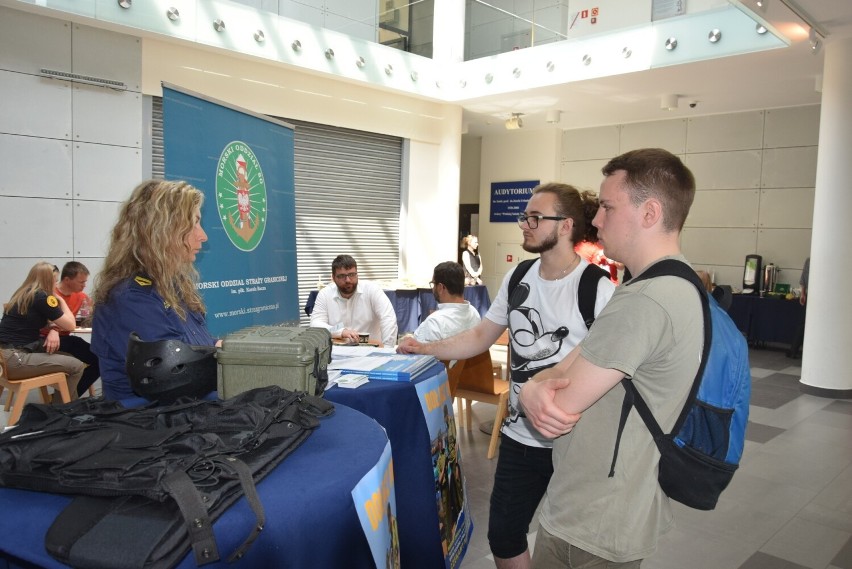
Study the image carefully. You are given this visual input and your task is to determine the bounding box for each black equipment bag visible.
[0,386,335,569]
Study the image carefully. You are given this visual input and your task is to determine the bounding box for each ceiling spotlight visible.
[665,37,678,50]
[756,0,768,11]
[505,113,523,130]
[545,110,561,124]
[708,29,722,43]
[166,7,180,21]
[756,23,768,34]
[661,94,679,110]
[809,27,822,54]
[213,19,225,32]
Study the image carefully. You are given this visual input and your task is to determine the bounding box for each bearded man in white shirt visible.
[310,254,398,347]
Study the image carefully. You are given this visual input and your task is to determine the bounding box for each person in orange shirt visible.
[42,262,100,396]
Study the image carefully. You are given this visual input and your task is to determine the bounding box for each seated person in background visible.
[91,180,220,400]
[310,255,398,347]
[460,235,483,286]
[412,262,481,343]
[0,261,85,399]
[41,261,101,396]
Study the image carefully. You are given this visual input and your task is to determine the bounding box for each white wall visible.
[559,107,818,289]
[0,7,144,305]
[468,105,818,297]
[0,5,464,305]
[475,127,561,294]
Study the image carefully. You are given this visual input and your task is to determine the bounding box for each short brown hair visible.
[432,262,465,296]
[602,148,695,232]
[532,183,601,243]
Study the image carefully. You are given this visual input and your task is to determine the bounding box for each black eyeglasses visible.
[517,213,567,229]
[334,272,358,281]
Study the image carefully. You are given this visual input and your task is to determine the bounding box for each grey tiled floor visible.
[457,348,852,569]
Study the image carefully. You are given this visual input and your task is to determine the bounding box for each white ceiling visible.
[461,0,852,136]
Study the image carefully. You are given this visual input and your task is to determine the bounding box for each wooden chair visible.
[0,350,71,427]
[442,358,467,398]
[454,351,510,459]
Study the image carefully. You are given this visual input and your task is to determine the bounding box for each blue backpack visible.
[609,259,751,510]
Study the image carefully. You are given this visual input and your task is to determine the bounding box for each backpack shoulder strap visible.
[508,258,538,297]
[609,258,713,477]
[578,264,610,329]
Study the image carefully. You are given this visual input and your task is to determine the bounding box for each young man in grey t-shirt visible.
[520,148,703,567]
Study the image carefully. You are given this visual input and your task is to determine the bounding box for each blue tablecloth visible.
[324,361,451,569]
[729,294,805,346]
[0,405,388,569]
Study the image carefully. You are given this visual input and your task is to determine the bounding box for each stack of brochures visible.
[328,353,437,382]
[335,374,369,389]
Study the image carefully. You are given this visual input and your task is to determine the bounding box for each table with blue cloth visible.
[0,404,392,569]
[325,361,472,569]
[418,284,491,322]
[729,294,805,347]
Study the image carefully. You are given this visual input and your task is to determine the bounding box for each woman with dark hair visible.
[0,261,85,398]
[91,180,220,400]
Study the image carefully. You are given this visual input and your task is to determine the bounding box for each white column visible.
[432,0,465,64]
[800,35,852,396]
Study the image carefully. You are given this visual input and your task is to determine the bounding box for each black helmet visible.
[126,332,217,404]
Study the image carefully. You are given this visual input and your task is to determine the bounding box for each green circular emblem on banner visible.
[216,141,268,252]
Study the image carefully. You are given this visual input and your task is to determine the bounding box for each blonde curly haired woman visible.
[91,180,220,400]
[0,261,85,399]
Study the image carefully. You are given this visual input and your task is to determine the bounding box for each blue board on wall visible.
[162,84,298,337]
[489,180,539,222]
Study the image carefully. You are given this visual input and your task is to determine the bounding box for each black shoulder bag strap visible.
[577,263,609,329]
[608,259,712,477]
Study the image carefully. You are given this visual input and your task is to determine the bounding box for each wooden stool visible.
[1,370,71,427]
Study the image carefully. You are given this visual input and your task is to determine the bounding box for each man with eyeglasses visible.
[399,183,614,569]
[310,254,398,347]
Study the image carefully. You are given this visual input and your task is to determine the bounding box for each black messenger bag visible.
[0,386,334,569]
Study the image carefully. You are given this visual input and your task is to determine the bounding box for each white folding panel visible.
[72,87,142,147]
[620,119,687,155]
[72,23,142,92]
[763,106,821,149]
[686,189,759,228]
[756,228,812,272]
[0,197,74,257]
[0,6,71,75]
[0,71,72,139]
[758,188,815,229]
[72,143,144,201]
[683,150,762,190]
[681,227,757,267]
[686,111,765,153]
[72,201,123,258]
[559,159,608,193]
[761,146,818,189]
[561,126,620,161]
[0,133,72,199]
